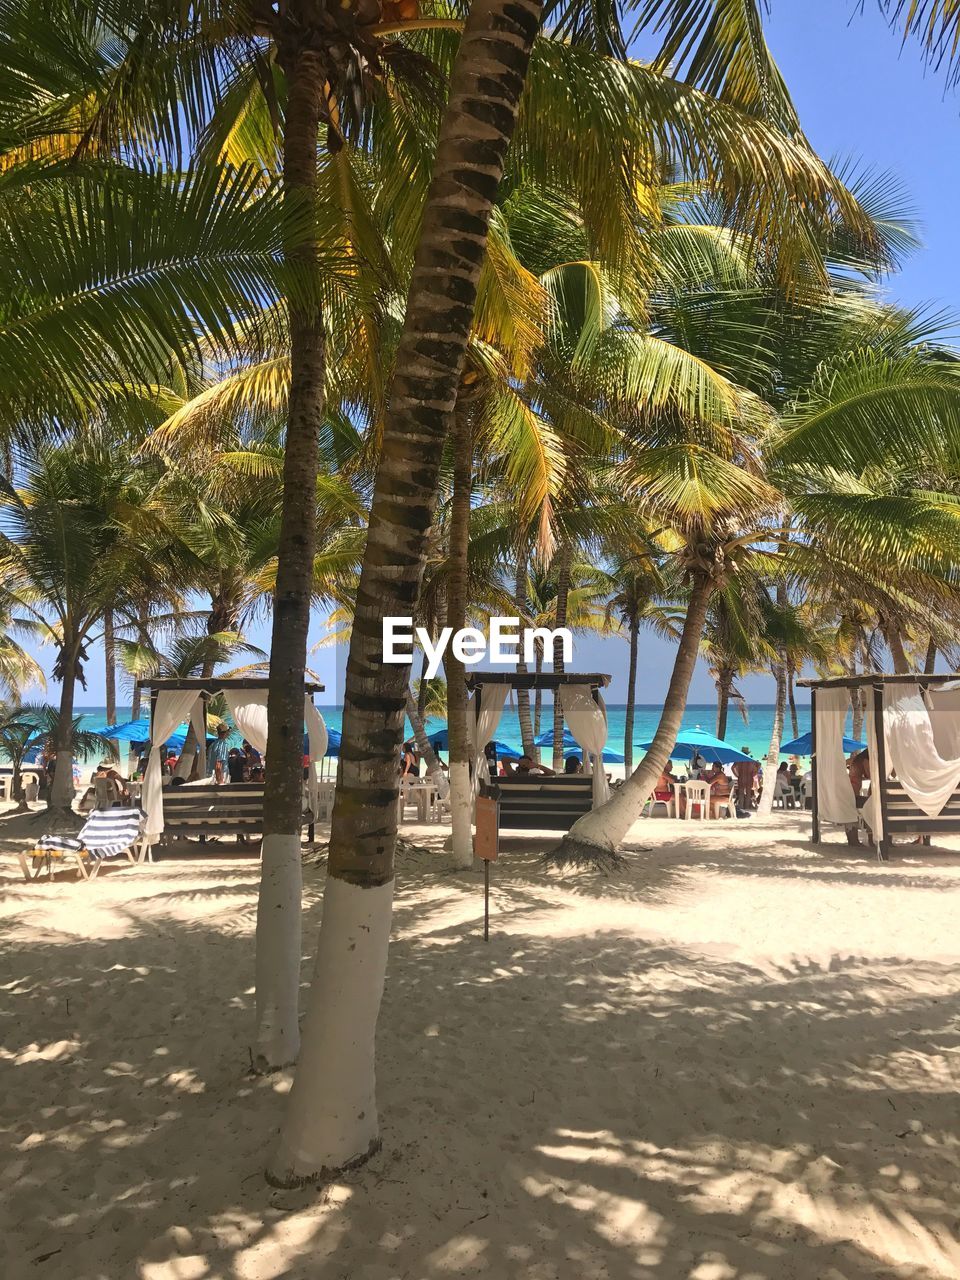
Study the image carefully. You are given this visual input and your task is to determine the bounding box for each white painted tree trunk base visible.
[549,772,650,868]
[255,833,303,1071]
[448,761,473,869]
[268,874,393,1186]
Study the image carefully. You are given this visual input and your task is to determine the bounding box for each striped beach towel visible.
[38,807,146,862]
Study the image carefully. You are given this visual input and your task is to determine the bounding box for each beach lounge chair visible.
[19,807,148,881]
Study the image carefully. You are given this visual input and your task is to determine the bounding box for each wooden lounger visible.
[158,782,317,844]
[480,775,594,831]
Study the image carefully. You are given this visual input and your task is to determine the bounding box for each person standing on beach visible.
[846,750,872,846]
[210,723,231,785]
[732,750,759,810]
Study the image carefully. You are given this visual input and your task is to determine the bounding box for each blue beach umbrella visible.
[780,730,865,755]
[98,718,193,753]
[533,726,624,763]
[427,728,520,759]
[639,726,752,765]
[303,727,341,757]
[97,717,153,740]
[534,726,581,751]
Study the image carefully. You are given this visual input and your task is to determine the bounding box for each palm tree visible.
[604,554,677,773]
[0,606,45,704]
[0,707,41,811]
[0,0,883,1177]
[273,0,901,1177]
[0,437,184,819]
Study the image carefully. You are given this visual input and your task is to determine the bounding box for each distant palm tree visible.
[0,436,186,815]
[0,704,114,812]
[604,555,679,773]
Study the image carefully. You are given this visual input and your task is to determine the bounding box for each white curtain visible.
[469,684,509,791]
[815,687,859,826]
[923,683,960,760]
[224,689,268,754]
[304,697,328,818]
[883,684,960,818]
[143,690,201,838]
[560,685,611,807]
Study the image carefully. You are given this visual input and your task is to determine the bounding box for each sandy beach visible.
[3,812,959,1280]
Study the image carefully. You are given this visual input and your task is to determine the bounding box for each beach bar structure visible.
[801,672,960,861]
[138,677,326,847]
[468,672,612,831]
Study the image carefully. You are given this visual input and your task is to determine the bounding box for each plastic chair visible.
[645,795,674,818]
[712,792,735,819]
[683,780,710,821]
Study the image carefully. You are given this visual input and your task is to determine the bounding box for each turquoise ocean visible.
[76,703,813,761]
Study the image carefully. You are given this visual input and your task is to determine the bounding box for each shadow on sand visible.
[3,830,960,1279]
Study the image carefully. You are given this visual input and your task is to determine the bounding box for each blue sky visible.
[27,2,960,707]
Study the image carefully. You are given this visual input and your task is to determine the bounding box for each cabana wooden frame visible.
[137,677,325,848]
[800,672,960,861]
[468,672,611,832]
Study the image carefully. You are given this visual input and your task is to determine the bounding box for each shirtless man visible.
[732,750,760,811]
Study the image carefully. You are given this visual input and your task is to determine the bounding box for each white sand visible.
[2,812,960,1279]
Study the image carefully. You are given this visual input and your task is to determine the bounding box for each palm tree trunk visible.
[11,753,27,812]
[50,639,79,820]
[269,0,543,1186]
[444,400,474,867]
[924,637,937,674]
[533,646,543,738]
[757,657,787,815]
[514,538,536,757]
[104,607,117,725]
[758,582,789,815]
[883,617,911,674]
[256,39,325,1073]
[851,689,864,743]
[416,649,429,722]
[404,687,445,783]
[716,666,733,739]
[623,619,638,775]
[130,606,148,724]
[104,606,119,764]
[551,540,572,771]
[787,666,799,738]
[550,571,714,867]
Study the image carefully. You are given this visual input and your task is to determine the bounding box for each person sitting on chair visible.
[702,762,731,817]
[227,748,246,784]
[652,766,677,815]
[564,755,583,774]
[505,753,555,776]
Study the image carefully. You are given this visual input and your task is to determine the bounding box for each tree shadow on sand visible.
[3,856,960,1279]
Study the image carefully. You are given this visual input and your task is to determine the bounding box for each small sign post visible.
[474,795,499,941]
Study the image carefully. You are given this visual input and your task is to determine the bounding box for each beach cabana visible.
[801,672,960,860]
[466,671,612,799]
[138,677,326,847]
[640,727,751,765]
[468,672,612,831]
